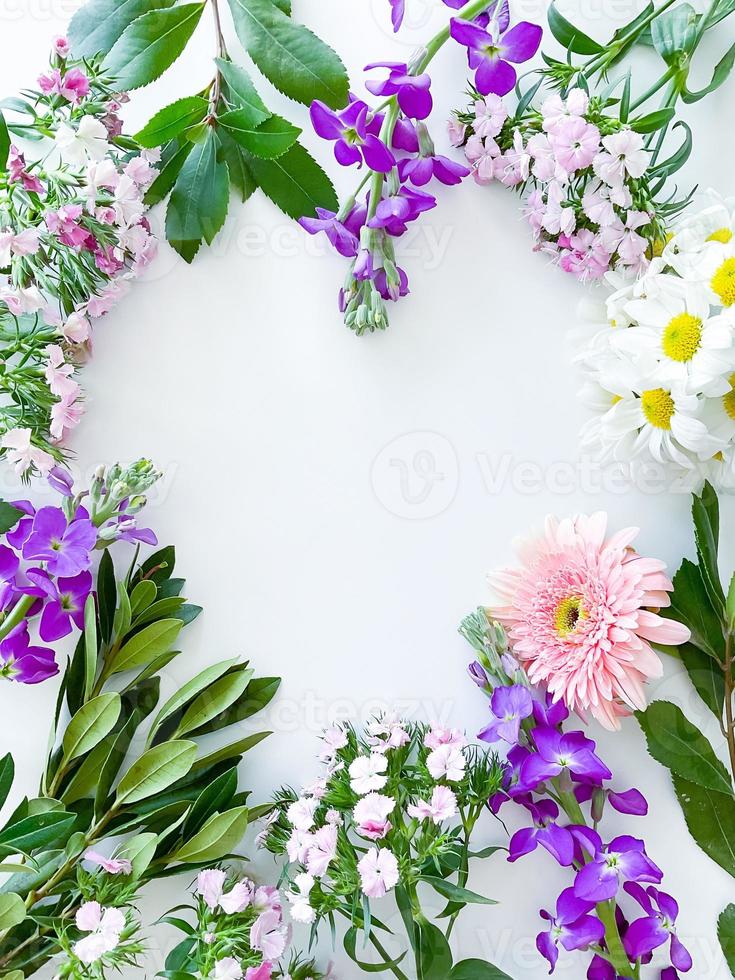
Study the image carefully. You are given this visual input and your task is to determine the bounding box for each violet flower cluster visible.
[0,35,158,475]
[462,609,692,979]
[450,86,670,282]
[299,0,541,334]
[163,868,333,980]
[0,458,160,685]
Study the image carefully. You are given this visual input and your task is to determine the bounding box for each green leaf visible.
[673,773,735,878]
[650,120,692,178]
[692,482,726,613]
[166,130,229,262]
[637,701,732,795]
[219,131,257,202]
[95,710,142,816]
[679,641,725,719]
[424,876,497,906]
[449,961,512,980]
[113,576,132,639]
[719,903,735,974]
[651,3,697,64]
[218,110,300,159]
[0,500,23,534]
[0,753,14,810]
[116,740,197,805]
[175,668,254,737]
[174,805,248,862]
[0,893,25,931]
[417,920,453,980]
[184,675,280,737]
[130,579,159,616]
[343,927,408,972]
[182,767,238,836]
[243,141,336,219]
[83,593,98,701]
[103,3,206,90]
[118,832,158,877]
[664,558,725,661]
[136,545,176,584]
[147,657,240,744]
[110,619,184,674]
[135,97,210,147]
[215,58,269,123]
[62,693,121,763]
[630,106,676,133]
[191,731,271,771]
[547,4,604,54]
[683,39,735,102]
[68,0,177,57]
[0,110,9,175]
[61,738,112,805]
[226,0,349,108]
[145,141,193,206]
[0,811,75,858]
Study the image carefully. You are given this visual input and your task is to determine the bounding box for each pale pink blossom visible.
[424,726,465,751]
[53,35,70,57]
[73,902,125,964]
[50,392,84,441]
[61,311,91,344]
[44,344,76,398]
[488,512,691,729]
[348,753,388,794]
[548,116,600,173]
[286,873,316,924]
[213,956,244,980]
[0,284,45,315]
[320,725,348,760]
[245,965,273,980]
[358,847,399,899]
[426,744,466,782]
[541,181,576,237]
[593,129,648,186]
[250,909,287,959]
[472,95,507,139]
[447,118,466,146]
[558,230,611,281]
[86,279,130,317]
[197,868,227,909]
[252,886,281,916]
[220,880,253,914]
[523,189,546,235]
[124,155,157,188]
[306,823,338,876]
[526,133,558,182]
[353,792,395,840]
[287,796,318,831]
[1,427,53,476]
[286,828,313,864]
[0,227,41,265]
[407,785,458,825]
[84,849,132,875]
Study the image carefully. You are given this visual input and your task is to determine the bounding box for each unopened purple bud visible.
[48,465,74,497]
[500,652,519,678]
[467,660,488,688]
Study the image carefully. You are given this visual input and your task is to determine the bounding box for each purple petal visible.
[335,140,363,168]
[535,929,559,973]
[508,826,538,861]
[574,859,619,902]
[559,914,605,952]
[39,601,73,642]
[361,134,395,173]
[432,155,471,185]
[310,100,344,141]
[392,117,419,152]
[670,934,692,971]
[0,546,19,583]
[624,916,668,960]
[538,824,575,867]
[449,18,492,50]
[499,21,543,62]
[397,84,433,120]
[609,788,648,815]
[389,0,405,31]
[587,955,616,980]
[519,752,559,789]
[475,57,517,97]
[556,887,596,925]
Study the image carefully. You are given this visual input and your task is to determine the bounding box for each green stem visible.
[581,0,679,78]
[724,631,735,778]
[368,932,411,980]
[0,593,35,643]
[628,64,677,112]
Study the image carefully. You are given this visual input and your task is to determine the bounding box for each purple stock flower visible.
[310,99,394,172]
[299,205,367,258]
[536,887,605,973]
[519,727,612,791]
[29,568,93,641]
[373,265,409,302]
[574,835,663,902]
[368,187,436,236]
[623,883,692,973]
[508,796,575,866]
[392,117,419,152]
[0,622,57,684]
[22,507,96,577]
[479,683,532,744]
[399,153,470,187]
[365,62,433,120]
[575,783,648,817]
[450,17,542,96]
[533,692,570,728]
[106,515,158,546]
[47,465,74,497]
[388,0,404,31]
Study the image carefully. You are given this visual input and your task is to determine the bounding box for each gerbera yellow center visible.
[641,388,675,430]
[723,373,735,421]
[649,233,672,258]
[661,312,702,362]
[707,227,733,244]
[554,595,586,637]
[711,257,735,306]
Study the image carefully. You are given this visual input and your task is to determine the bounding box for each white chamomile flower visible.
[665,193,735,264]
[612,281,735,395]
[699,377,735,446]
[672,238,735,310]
[595,386,724,469]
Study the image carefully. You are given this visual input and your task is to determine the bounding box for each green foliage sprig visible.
[0,542,280,978]
[66,0,348,260]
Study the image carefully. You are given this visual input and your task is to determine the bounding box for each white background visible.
[1,0,735,976]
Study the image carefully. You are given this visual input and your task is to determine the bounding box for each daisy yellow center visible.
[661,312,702,362]
[649,233,672,258]
[707,228,733,244]
[641,388,675,430]
[554,595,586,637]
[711,257,735,307]
[723,373,735,421]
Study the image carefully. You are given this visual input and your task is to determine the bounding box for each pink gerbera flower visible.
[488,512,690,730]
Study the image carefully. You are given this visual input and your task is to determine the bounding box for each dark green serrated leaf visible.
[547,4,604,54]
[218,110,300,159]
[663,558,725,661]
[145,141,193,206]
[136,97,209,147]
[68,0,177,57]
[166,130,229,261]
[215,58,269,123]
[679,641,725,719]
[226,0,349,108]
[637,701,732,795]
[0,501,23,534]
[218,131,257,202]
[719,903,735,974]
[103,3,206,91]
[243,141,337,219]
[673,773,735,878]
